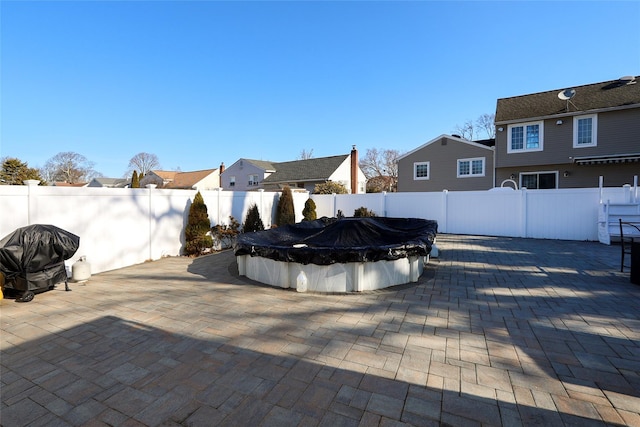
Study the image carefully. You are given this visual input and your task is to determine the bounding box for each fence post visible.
[145,184,157,260]
[258,189,265,227]
[332,193,337,217]
[216,187,223,226]
[382,191,387,217]
[24,180,41,225]
[441,190,448,233]
[520,187,527,238]
[598,176,604,203]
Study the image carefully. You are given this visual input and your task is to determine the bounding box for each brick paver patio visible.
[1,234,639,426]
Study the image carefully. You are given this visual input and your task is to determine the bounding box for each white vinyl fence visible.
[1,181,637,275]
[310,185,639,241]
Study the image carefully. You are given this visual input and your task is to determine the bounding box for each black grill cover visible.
[234,217,437,265]
[0,224,80,292]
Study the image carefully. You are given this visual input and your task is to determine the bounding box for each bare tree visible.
[476,113,496,139]
[453,120,474,140]
[359,148,400,192]
[298,149,314,160]
[126,152,161,177]
[41,152,99,184]
[453,113,496,140]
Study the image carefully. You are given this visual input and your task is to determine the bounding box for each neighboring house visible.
[140,168,221,190]
[219,159,277,192]
[51,182,88,187]
[494,75,640,189]
[221,147,366,194]
[397,134,495,192]
[87,178,130,188]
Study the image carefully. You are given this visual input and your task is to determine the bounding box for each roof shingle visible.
[262,155,349,183]
[496,76,640,123]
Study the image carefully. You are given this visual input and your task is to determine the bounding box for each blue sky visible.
[2,1,639,179]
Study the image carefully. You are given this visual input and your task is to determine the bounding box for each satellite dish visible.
[619,76,636,85]
[558,88,576,100]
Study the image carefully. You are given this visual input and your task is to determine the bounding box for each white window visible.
[457,157,485,178]
[248,174,259,186]
[413,162,430,180]
[507,121,544,153]
[229,176,235,187]
[520,171,558,189]
[573,114,597,148]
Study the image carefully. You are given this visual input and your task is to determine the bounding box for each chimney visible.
[350,145,358,194]
[219,162,225,174]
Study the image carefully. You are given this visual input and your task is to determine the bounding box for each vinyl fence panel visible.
[1,181,637,275]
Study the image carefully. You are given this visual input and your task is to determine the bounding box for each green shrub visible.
[131,170,140,188]
[276,186,296,226]
[353,206,376,217]
[302,198,317,221]
[313,181,348,194]
[243,204,265,233]
[184,191,213,256]
[212,216,240,249]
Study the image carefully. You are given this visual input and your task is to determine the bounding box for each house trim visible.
[398,134,494,161]
[519,170,559,190]
[506,121,544,153]
[495,103,640,126]
[572,114,598,148]
[413,161,430,180]
[457,157,486,178]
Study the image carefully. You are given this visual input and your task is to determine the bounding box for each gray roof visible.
[244,159,277,171]
[495,76,640,123]
[263,155,349,184]
[88,178,130,188]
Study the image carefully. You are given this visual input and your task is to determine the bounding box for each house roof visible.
[262,155,350,184]
[244,159,277,172]
[90,178,130,188]
[150,171,178,180]
[495,76,640,124]
[52,182,88,187]
[398,134,494,161]
[164,169,218,189]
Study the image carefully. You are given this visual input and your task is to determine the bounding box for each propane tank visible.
[72,256,91,283]
[296,271,308,293]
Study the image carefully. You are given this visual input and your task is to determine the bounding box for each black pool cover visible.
[234,217,437,265]
[0,224,79,302]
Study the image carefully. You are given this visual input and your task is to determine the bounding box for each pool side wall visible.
[236,255,428,292]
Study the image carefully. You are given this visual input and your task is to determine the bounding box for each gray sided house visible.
[221,148,366,194]
[219,159,277,192]
[87,178,130,188]
[495,76,640,189]
[397,134,495,192]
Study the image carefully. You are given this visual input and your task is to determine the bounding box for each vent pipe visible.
[350,145,358,194]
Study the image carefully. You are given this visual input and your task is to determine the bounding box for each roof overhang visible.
[572,153,640,165]
[495,103,640,126]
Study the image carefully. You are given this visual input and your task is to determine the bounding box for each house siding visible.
[327,156,366,194]
[496,163,639,189]
[397,136,495,192]
[496,109,640,168]
[597,108,640,153]
[495,108,640,188]
[221,161,270,191]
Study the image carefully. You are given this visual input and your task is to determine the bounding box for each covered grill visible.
[0,224,79,302]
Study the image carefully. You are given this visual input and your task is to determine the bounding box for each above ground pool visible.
[234,217,437,292]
